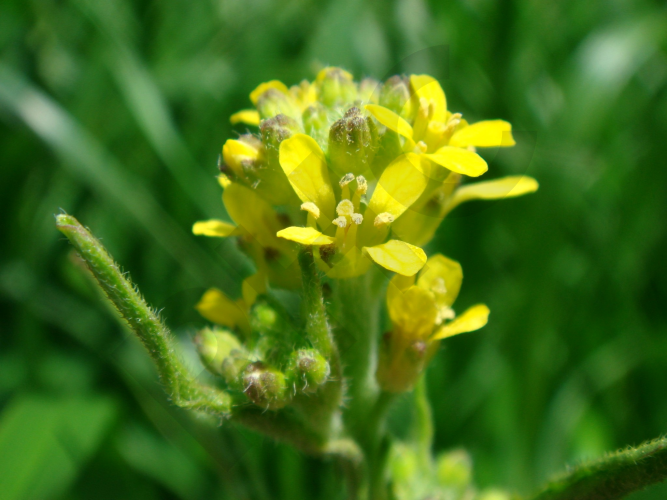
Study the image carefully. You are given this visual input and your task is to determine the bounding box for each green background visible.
[1,0,667,498]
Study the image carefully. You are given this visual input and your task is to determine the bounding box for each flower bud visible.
[256,115,301,204]
[195,327,243,376]
[380,75,413,119]
[328,107,378,177]
[435,449,472,490]
[358,77,380,104]
[221,135,262,180]
[256,88,301,121]
[317,67,357,107]
[376,332,439,393]
[303,103,331,149]
[286,349,330,393]
[242,362,290,410]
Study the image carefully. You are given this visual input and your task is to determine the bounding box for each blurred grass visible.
[1,0,667,498]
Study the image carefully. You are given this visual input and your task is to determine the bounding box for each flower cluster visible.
[193,67,537,398]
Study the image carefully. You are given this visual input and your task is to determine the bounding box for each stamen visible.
[333,216,348,228]
[415,141,428,154]
[374,212,394,227]
[355,176,367,195]
[339,173,355,187]
[336,199,354,217]
[351,213,363,225]
[300,202,320,219]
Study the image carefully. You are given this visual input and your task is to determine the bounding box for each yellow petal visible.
[195,288,249,334]
[364,240,427,276]
[368,153,428,220]
[387,285,438,339]
[449,120,515,148]
[432,304,489,340]
[276,226,335,246]
[250,80,290,105]
[230,109,261,126]
[424,146,488,177]
[223,183,288,251]
[417,254,462,308]
[446,176,539,213]
[242,272,267,307]
[192,219,241,237]
[217,174,231,188]
[364,104,414,142]
[410,75,447,122]
[222,139,260,177]
[386,273,417,320]
[279,134,336,224]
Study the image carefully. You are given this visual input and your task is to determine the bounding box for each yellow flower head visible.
[194,68,538,285]
[377,254,490,392]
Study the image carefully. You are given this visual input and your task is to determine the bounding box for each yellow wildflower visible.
[377,254,490,392]
[198,68,536,285]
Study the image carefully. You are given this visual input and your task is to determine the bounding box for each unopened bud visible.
[250,302,278,335]
[328,107,378,176]
[286,349,330,393]
[242,362,289,410]
[358,77,380,104]
[221,135,262,179]
[317,67,357,107]
[255,115,301,204]
[195,327,244,376]
[380,76,413,119]
[436,449,473,489]
[303,103,331,148]
[376,332,439,393]
[256,88,301,121]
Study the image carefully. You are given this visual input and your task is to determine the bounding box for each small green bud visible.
[242,362,290,410]
[435,449,473,489]
[358,77,380,104]
[303,103,331,149]
[380,75,413,119]
[253,115,301,205]
[256,88,301,121]
[389,443,419,483]
[328,107,378,177]
[477,490,511,500]
[286,349,330,393]
[250,302,278,334]
[318,68,357,107]
[195,327,243,376]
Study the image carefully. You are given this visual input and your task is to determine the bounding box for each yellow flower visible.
[200,68,536,284]
[276,134,428,278]
[377,254,490,392]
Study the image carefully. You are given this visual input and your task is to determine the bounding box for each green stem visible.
[296,249,343,439]
[412,375,434,468]
[55,214,232,415]
[530,436,667,500]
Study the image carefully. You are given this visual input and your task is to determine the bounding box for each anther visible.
[374,212,395,227]
[355,176,368,194]
[339,173,355,187]
[336,199,354,217]
[333,217,348,228]
[351,213,363,225]
[300,202,320,219]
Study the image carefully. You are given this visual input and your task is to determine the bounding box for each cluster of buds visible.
[192,67,538,407]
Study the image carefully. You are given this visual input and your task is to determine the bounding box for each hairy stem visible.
[531,436,667,500]
[56,213,232,415]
